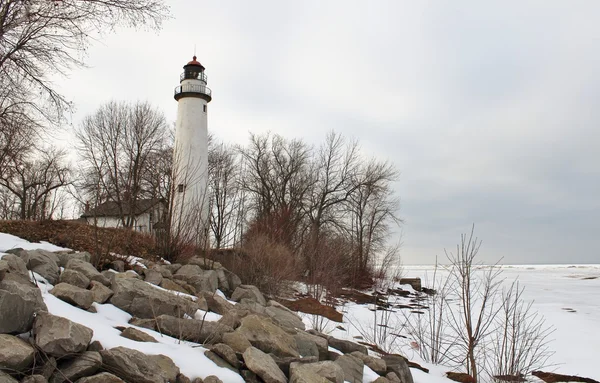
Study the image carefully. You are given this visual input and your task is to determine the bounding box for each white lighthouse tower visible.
[171,56,212,245]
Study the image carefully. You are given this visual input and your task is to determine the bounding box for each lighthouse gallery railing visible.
[174,84,212,98]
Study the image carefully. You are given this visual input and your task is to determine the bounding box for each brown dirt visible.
[446,372,475,383]
[532,371,599,383]
[278,297,343,322]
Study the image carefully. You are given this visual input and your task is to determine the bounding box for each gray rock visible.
[50,283,94,309]
[381,355,413,383]
[231,285,266,306]
[0,279,47,334]
[49,351,102,383]
[36,356,56,379]
[154,315,233,344]
[289,361,341,383]
[350,351,387,375]
[386,372,401,382]
[0,334,34,372]
[187,257,222,270]
[87,340,103,352]
[10,249,60,284]
[0,260,8,280]
[21,375,48,383]
[265,300,305,331]
[176,373,192,383]
[59,269,90,289]
[237,299,266,315]
[270,355,317,377]
[328,337,368,355]
[222,331,252,354]
[240,370,261,383]
[89,281,113,303]
[224,270,241,295]
[203,377,223,383]
[152,265,173,279]
[210,343,241,368]
[334,354,364,383]
[201,292,234,315]
[1,254,29,275]
[65,259,110,286]
[0,371,18,383]
[100,347,179,383]
[236,314,299,358]
[203,350,238,373]
[373,378,392,383]
[110,260,126,272]
[75,372,125,383]
[120,327,158,343]
[294,331,327,359]
[34,312,93,358]
[143,269,163,285]
[174,270,218,294]
[159,278,190,294]
[109,277,201,319]
[175,264,203,276]
[56,252,91,268]
[217,308,250,329]
[243,346,287,383]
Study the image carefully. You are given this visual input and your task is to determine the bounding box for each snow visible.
[0,232,70,253]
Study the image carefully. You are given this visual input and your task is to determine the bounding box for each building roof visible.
[81,199,164,218]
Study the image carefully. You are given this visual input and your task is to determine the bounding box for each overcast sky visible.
[56,1,600,265]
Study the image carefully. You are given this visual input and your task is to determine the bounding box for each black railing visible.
[180,71,208,83]
[174,84,212,98]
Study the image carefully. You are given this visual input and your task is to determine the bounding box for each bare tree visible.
[0,0,168,129]
[75,100,168,228]
[0,146,70,220]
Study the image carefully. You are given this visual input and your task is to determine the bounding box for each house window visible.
[178,184,185,193]
[203,105,207,113]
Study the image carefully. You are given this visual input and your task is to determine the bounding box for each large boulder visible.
[159,278,190,294]
[143,269,163,286]
[231,285,266,306]
[201,292,235,315]
[0,254,29,275]
[381,355,413,383]
[0,334,35,372]
[75,373,124,383]
[235,314,299,358]
[174,268,218,294]
[265,300,305,331]
[334,354,364,383]
[209,343,241,369]
[89,281,113,304]
[50,283,94,310]
[328,337,368,355]
[21,375,47,383]
[153,315,233,344]
[218,308,251,329]
[120,327,157,343]
[100,347,179,383]
[8,248,60,284]
[0,371,18,383]
[350,351,387,375]
[243,346,287,383]
[289,361,343,383]
[34,312,93,358]
[294,331,327,360]
[65,259,110,287]
[109,277,201,319]
[204,350,238,373]
[56,252,92,268]
[0,279,47,334]
[59,269,90,289]
[222,331,252,354]
[49,351,102,383]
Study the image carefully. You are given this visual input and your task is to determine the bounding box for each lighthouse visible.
[171,56,212,246]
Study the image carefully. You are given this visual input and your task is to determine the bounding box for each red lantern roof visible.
[187,56,203,66]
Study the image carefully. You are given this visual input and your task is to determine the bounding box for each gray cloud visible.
[57,0,600,264]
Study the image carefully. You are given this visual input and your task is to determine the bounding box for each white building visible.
[171,56,212,244]
[81,199,166,234]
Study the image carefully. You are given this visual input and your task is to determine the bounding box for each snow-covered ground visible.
[2,232,599,382]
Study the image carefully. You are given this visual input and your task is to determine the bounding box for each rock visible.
[297,331,328,361]
[328,337,368,355]
[152,265,173,279]
[9,249,60,284]
[89,281,113,303]
[0,371,18,383]
[176,374,192,383]
[294,331,319,359]
[120,327,158,342]
[224,270,241,295]
[174,269,218,294]
[218,308,250,329]
[271,356,317,377]
[386,372,401,382]
[173,279,198,295]
[159,278,190,294]
[240,370,261,383]
[289,361,342,383]
[231,285,266,306]
[56,252,92,268]
[100,347,179,383]
[154,315,233,344]
[398,278,421,291]
[203,377,223,383]
[0,279,47,334]
[143,269,163,285]
[335,354,364,383]
[0,254,28,275]
[210,343,241,368]
[0,260,8,280]
[187,257,222,270]
[65,259,110,286]
[110,260,126,272]
[35,356,56,379]
[237,299,266,315]
[243,346,287,383]
[222,331,252,354]
[59,269,90,289]
[373,378,391,383]
[382,355,413,383]
[50,283,94,309]
[34,312,93,358]
[0,334,35,372]
[87,340,103,352]
[350,351,387,375]
[109,277,201,319]
[236,314,299,358]
[265,300,305,331]
[201,292,235,315]
[49,351,102,383]
[75,372,125,383]
[204,350,238,373]
[21,375,48,383]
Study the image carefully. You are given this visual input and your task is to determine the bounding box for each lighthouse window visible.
[178,184,185,193]
[203,105,207,113]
